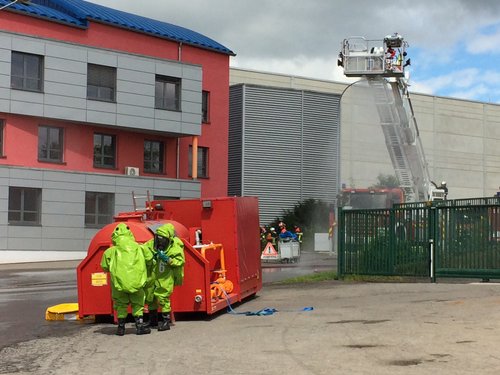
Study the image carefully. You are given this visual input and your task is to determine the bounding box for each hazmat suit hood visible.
[101,222,146,293]
[111,223,136,246]
[156,223,175,239]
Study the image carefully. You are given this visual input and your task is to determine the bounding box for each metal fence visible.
[338,197,500,280]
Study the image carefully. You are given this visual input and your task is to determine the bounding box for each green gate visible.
[338,197,500,280]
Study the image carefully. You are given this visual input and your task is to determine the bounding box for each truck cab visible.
[339,188,405,210]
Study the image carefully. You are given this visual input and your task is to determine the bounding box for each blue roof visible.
[0,0,234,55]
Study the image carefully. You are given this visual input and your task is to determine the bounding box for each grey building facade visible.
[230,68,500,210]
[229,84,340,224]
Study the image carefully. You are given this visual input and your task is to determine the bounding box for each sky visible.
[91,0,500,104]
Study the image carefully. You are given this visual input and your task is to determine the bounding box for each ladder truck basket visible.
[340,33,408,78]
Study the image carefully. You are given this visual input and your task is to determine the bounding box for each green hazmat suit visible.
[101,223,153,319]
[143,223,185,313]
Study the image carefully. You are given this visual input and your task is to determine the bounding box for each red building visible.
[0,0,234,263]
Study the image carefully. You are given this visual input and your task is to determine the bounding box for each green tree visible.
[369,174,400,189]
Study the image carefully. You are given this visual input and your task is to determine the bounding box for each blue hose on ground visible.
[218,286,313,316]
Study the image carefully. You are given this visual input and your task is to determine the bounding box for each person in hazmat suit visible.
[100,223,153,336]
[143,223,185,331]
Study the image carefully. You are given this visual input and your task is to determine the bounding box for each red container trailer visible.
[77,196,262,319]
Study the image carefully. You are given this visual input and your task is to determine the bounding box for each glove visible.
[157,250,170,263]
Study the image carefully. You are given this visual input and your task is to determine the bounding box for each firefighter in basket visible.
[100,223,153,336]
[143,223,185,331]
[278,222,298,242]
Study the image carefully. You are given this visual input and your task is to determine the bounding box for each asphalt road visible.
[2,274,500,374]
[0,264,80,351]
[0,251,337,351]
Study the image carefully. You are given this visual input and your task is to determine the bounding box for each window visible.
[144,140,164,174]
[0,120,4,157]
[202,91,210,123]
[93,133,116,169]
[155,75,181,111]
[87,64,116,102]
[8,187,42,225]
[188,145,209,178]
[11,51,44,92]
[38,126,63,163]
[85,192,114,227]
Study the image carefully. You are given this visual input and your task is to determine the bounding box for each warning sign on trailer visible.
[91,272,108,286]
[261,242,279,260]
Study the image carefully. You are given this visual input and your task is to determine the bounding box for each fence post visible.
[337,207,344,278]
[389,208,395,273]
[429,206,437,283]
[429,238,436,283]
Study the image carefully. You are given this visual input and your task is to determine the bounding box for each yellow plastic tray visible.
[45,303,79,321]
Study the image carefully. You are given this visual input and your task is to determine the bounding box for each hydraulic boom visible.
[338,33,445,202]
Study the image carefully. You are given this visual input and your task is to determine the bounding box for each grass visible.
[275,270,406,284]
[341,274,406,282]
[275,270,338,284]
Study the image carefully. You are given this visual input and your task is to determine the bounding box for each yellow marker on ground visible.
[45,303,79,321]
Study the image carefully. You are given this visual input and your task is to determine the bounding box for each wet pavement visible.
[4,276,500,374]
[0,264,80,351]
[4,253,500,374]
[261,251,336,283]
[0,251,336,351]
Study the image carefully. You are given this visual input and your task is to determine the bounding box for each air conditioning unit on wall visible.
[125,167,140,176]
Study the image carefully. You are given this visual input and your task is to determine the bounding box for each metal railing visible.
[338,197,500,280]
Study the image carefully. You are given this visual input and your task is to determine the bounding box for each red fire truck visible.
[339,188,404,210]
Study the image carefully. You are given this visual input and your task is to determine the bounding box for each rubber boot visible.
[135,316,151,335]
[158,312,171,331]
[146,309,158,328]
[116,318,126,336]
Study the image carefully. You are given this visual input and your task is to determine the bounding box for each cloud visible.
[407,81,435,96]
[91,0,500,103]
[411,67,500,103]
[449,84,490,101]
[231,54,355,84]
[466,24,500,54]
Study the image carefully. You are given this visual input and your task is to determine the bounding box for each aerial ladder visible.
[338,33,446,202]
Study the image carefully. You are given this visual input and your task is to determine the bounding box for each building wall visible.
[0,31,202,134]
[0,9,231,263]
[229,83,340,224]
[2,114,181,177]
[228,85,243,196]
[230,68,500,201]
[411,95,500,198]
[0,166,200,263]
[230,68,346,95]
[0,10,231,196]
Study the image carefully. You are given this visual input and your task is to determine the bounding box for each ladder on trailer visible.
[132,190,152,212]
